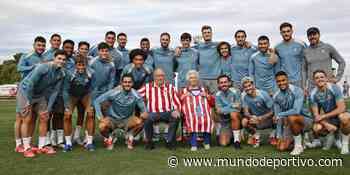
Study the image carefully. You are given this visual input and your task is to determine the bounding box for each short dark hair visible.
[75,54,87,65]
[180,33,192,41]
[54,49,67,58]
[105,31,116,37]
[34,36,46,43]
[50,33,61,40]
[78,41,90,49]
[312,69,327,78]
[279,22,293,31]
[160,32,170,39]
[117,32,127,39]
[129,48,146,62]
[217,41,231,57]
[140,38,150,44]
[275,71,288,78]
[234,30,247,37]
[121,73,134,82]
[98,42,110,50]
[63,39,75,47]
[201,25,212,32]
[217,74,231,83]
[258,35,269,42]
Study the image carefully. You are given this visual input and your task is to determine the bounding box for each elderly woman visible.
[180,70,215,151]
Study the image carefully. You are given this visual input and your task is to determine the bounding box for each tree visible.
[0,53,22,85]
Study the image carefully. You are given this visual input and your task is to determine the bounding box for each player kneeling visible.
[241,77,274,148]
[215,75,241,149]
[94,74,148,150]
[273,71,313,155]
[62,55,95,151]
[308,70,350,154]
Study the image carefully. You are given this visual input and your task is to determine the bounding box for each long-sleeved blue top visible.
[117,46,130,70]
[150,47,175,82]
[215,87,241,114]
[174,48,199,88]
[230,45,257,85]
[89,57,116,102]
[121,63,153,89]
[193,41,221,80]
[94,86,146,120]
[17,51,44,79]
[19,62,66,112]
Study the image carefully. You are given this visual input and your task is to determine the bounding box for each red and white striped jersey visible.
[138,82,181,113]
[180,87,214,133]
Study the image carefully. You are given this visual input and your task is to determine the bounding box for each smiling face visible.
[235,32,246,47]
[181,38,191,48]
[105,34,116,47]
[188,73,199,87]
[160,34,170,48]
[133,55,144,68]
[313,72,328,89]
[243,81,255,96]
[218,76,230,91]
[153,69,166,86]
[258,39,269,53]
[78,44,89,57]
[98,48,110,60]
[280,26,293,42]
[50,36,61,49]
[34,41,46,55]
[121,76,133,92]
[219,43,230,57]
[276,74,289,91]
[308,32,320,46]
[76,62,86,74]
[118,35,127,48]
[140,40,150,52]
[53,54,66,68]
[63,43,74,57]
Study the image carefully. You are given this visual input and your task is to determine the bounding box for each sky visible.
[1,0,350,78]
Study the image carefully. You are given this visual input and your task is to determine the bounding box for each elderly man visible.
[138,68,181,150]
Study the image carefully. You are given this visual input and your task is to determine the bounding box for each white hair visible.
[186,70,199,81]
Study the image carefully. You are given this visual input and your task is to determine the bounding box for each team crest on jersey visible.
[321,49,326,53]
[256,101,262,107]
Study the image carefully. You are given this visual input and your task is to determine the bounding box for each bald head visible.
[153,68,166,85]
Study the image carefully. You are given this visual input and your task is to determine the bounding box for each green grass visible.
[0,100,350,175]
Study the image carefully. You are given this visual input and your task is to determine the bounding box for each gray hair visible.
[186,70,199,81]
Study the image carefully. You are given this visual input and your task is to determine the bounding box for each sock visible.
[73,126,81,139]
[23,137,31,150]
[16,139,22,147]
[215,123,221,136]
[45,132,51,145]
[57,129,64,144]
[342,133,349,145]
[294,134,302,147]
[65,136,72,146]
[50,130,57,144]
[153,124,160,134]
[233,130,240,142]
[38,136,46,149]
[87,135,93,145]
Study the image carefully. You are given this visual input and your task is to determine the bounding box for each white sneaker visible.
[323,133,335,150]
[341,144,349,155]
[305,139,322,148]
[190,146,198,151]
[290,146,304,155]
[204,144,210,150]
[335,139,342,150]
